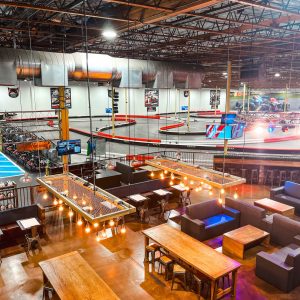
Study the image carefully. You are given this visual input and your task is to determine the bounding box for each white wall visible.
[0,82,226,117]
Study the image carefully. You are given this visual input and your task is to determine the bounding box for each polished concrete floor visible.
[0,184,300,300]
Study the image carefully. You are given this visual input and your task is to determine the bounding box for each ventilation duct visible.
[0,48,203,88]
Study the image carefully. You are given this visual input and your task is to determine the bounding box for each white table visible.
[128,194,148,202]
[171,184,186,192]
[17,217,40,230]
[153,189,172,196]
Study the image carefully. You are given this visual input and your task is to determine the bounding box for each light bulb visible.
[170,180,174,185]
[186,186,190,191]
[58,199,63,205]
[184,176,187,181]
[59,205,63,211]
[234,191,238,199]
[102,29,117,39]
[200,181,204,185]
[68,210,74,217]
[209,191,213,196]
[121,226,126,234]
[199,186,203,191]
[96,235,101,242]
[190,180,194,185]
[218,198,223,204]
[109,219,115,227]
[73,194,78,200]
[180,182,184,187]
[195,187,199,192]
[102,230,107,238]
[53,199,58,205]
[82,200,86,205]
[220,188,225,194]
[77,219,83,226]
[43,193,48,200]
[93,223,99,228]
[150,172,154,177]
[171,174,175,180]
[161,175,165,180]
[85,226,91,233]
[164,170,168,174]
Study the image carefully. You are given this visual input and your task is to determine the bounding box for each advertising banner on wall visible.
[145,89,159,108]
[50,88,71,109]
[210,90,220,109]
[17,140,52,152]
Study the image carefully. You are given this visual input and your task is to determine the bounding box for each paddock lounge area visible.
[1,1,300,300]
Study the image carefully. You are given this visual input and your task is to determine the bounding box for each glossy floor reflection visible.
[0,184,299,300]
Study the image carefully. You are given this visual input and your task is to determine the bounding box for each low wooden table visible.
[143,224,241,300]
[39,251,119,300]
[254,198,295,217]
[223,225,270,259]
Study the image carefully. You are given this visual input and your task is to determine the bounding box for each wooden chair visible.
[158,255,173,280]
[171,264,187,290]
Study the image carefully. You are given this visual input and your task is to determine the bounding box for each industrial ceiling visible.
[0,0,299,88]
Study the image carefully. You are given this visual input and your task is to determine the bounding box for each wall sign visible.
[145,89,159,108]
[184,90,190,97]
[210,90,220,109]
[50,88,71,109]
[181,106,188,111]
[8,88,19,98]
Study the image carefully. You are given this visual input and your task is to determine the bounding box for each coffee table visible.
[254,198,295,217]
[223,225,270,259]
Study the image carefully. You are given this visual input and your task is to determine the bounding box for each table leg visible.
[231,270,238,299]
[210,280,217,300]
[144,236,149,262]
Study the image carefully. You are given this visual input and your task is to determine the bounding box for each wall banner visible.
[50,88,71,109]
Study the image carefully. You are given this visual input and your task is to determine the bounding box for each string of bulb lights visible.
[150,169,239,205]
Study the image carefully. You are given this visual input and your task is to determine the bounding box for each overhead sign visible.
[181,106,188,111]
[106,108,112,113]
[17,141,52,152]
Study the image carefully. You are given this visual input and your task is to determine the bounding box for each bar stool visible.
[241,168,247,179]
[144,243,161,265]
[250,169,259,184]
[171,264,187,290]
[157,255,173,280]
[184,190,191,206]
[264,169,276,186]
[229,168,236,176]
[278,170,287,186]
[218,274,230,288]
[289,170,299,182]
[42,284,55,300]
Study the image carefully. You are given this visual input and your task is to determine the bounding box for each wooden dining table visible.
[142,224,241,300]
[39,251,119,300]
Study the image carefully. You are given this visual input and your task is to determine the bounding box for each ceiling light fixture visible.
[102,29,117,39]
[274,73,280,77]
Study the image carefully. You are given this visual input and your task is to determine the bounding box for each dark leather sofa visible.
[115,162,148,184]
[256,214,300,292]
[0,204,45,244]
[181,197,270,241]
[270,181,300,215]
[181,199,240,241]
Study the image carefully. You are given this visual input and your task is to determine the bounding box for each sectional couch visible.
[256,214,300,292]
[181,197,270,241]
[270,181,300,215]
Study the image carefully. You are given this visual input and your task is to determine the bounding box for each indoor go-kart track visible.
[67,114,300,155]
[8,113,300,156]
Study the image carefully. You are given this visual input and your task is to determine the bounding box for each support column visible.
[59,86,69,174]
[187,90,191,131]
[224,61,232,155]
[125,88,128,122]
[112,88,115,137]
[242,83,246,112]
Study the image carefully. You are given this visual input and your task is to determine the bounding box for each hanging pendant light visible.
[233,189,239,199]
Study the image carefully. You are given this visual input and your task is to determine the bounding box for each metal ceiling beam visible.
[230,0,300,16]
[0,1,138,23]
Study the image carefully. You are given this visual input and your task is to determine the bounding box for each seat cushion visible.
[284,181,300,199]
[269,243,300,262]
[203,214,234,229]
